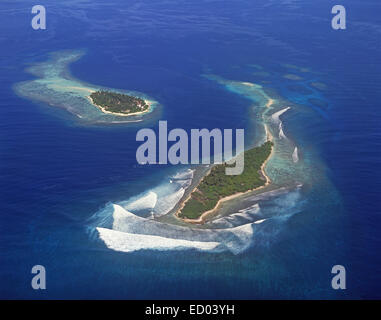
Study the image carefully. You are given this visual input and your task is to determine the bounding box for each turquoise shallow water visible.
[85,72,315,255]
[0,0,380,299]
[14,50,161,124]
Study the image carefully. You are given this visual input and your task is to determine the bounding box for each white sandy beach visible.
[176,98,276,224]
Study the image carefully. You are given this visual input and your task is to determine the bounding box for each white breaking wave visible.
[171,169,194,181]
[124,191,157,213]
[148,169,193,216]
[152,187,185,217]
[238,203,260,213]
[96,204,255,254]
[271,107,291,124]
[120,169,193,218]
[272,107,290,140]
[209,203,261,228]
[279,122,287,140]
[97,227,222,253]
[231,211,255,221]
[292,147,299,163]
[89,166,302,255]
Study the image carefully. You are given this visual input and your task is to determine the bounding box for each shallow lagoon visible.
[14,50,160,124]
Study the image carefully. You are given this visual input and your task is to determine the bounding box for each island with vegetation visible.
[177,141,273,222]
[88,90,151,116]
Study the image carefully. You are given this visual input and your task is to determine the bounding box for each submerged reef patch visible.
[14,50,160,124]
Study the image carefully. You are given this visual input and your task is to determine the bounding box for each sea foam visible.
[292,147,299,163]
[95,204,255,254]
[90,166,302,255]
[279,122,287,139]
[272,107,290,140]
[124,191,158,213]
[97,227,222,253]
[271,107,291,123]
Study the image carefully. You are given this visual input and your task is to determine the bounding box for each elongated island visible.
[177,140,273,223]
[88,90,152,116]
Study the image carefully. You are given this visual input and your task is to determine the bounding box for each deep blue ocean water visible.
[0,0,380,299]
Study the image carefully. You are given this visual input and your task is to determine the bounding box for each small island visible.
[177,141,273,222]
[88,90,151,116]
